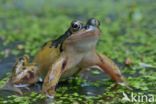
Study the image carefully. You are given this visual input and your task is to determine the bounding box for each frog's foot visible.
[118,82,133,90]
[2,82,24,95]
[46,95,54,104]
[47,95,54,99]
[43,88,56,98]
[14,84,30,91]
[14,84,29,88]
[110,82,132,91]
[42,89,55,104]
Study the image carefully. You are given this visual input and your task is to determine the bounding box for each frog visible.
[51,18,100,49]
[41,18,126,97]
[8,18,126,98]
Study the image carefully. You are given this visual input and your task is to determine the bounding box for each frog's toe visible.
[14,84,29,88]
[117,82,133,90]
[46,95,54,104]
[47,95,54,99]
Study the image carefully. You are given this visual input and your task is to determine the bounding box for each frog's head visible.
[10,56,39,87]
[52,18,100,51]
[63,18,101,52]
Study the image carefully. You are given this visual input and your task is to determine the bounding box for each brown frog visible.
[8,18,126,98]
[41,18,125,97]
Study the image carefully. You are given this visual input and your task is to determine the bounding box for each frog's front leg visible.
[42,56,68,97]
[96,53,125,84]
[82,52,126,84]
[42,53,83,97]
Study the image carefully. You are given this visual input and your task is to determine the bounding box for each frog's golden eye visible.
[70,20,83,32]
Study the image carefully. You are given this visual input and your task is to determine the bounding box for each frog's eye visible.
[87,18,100,27]
[70,20,83,32]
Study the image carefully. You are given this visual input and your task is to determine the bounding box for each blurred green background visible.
[0,0,156,103]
